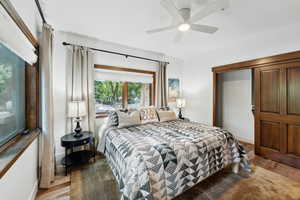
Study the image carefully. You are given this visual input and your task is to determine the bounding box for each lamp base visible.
[73,118,83,138]
[73,131,83,138]
[178,108,184,120]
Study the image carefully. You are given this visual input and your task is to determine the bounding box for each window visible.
[94,65,155,115]
[95,81,123,113]
[0,43,26,146]
[95,81,152,114]
[128,82,151,109]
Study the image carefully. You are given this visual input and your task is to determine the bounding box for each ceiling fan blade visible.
[146,25,178,34]
[160,0,184,23]
[190,24,218,34]
[190,0,229,23]
[192,0,209,6]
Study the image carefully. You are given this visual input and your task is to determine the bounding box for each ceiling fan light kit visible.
[146,0,229,40]
[178,23,191,31]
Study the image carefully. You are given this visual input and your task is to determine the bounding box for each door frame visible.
[212,50,300,127]
[212,51,300,168]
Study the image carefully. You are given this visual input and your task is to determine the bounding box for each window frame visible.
[0,61,39,148]
[94,64,156,118]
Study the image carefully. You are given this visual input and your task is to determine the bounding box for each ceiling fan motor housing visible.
[178,8,191,22]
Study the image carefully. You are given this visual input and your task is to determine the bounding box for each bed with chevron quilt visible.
[100,119,250,200]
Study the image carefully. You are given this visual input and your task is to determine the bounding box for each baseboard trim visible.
[29,180,38,200]
[235,135,254,144]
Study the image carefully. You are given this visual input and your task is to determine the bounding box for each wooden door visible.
[254,62,300,168]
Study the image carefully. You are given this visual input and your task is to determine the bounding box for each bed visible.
[99,115,250,200]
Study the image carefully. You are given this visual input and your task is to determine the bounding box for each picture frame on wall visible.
[168,78,180,102]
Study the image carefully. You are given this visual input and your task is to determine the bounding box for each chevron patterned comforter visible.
[103,119,249,200]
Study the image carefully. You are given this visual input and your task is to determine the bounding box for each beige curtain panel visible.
[39,23,55,189]
[66,46,96,135]
[157,62,168,109]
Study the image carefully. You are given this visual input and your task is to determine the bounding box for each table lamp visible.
[68,101,86,137]
[176,98,186,120]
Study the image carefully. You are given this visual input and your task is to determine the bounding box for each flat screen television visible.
[0,42,26,146]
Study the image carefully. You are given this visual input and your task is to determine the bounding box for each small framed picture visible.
[168,78,180,102]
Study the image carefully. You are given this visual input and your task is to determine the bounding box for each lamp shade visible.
[68,101,87,118]
[176,98,186,108]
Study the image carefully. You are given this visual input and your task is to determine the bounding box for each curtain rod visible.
[35,0,47,24]
[62,42,169,64]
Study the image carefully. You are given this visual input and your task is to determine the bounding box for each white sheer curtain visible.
[66,46,95,134]
[39,24,55,188]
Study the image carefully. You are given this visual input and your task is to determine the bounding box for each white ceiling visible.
[44,0,300,59]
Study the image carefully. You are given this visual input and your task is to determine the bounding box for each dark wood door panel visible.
[260,121,281,151]
[260,112,300,124]
[255,63,300,168]
[259,147,300,168]
[287,67,300,116]
[260,69,280,113]
[287,124,300,156]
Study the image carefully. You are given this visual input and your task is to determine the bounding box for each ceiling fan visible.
[146,0,229,35]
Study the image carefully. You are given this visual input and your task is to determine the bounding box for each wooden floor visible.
[240,142,300,183]
[35,166,71,200]
[35,142,300,200]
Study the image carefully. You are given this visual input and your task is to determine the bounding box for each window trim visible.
[94,64,156,118]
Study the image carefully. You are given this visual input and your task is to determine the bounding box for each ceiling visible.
[44,0,300,59]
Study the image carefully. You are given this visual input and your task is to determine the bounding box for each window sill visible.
[0,129,40,179]
[96,113,109,118]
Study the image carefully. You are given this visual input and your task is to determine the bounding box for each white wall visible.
[182,23,300,141]
[53,31,183,157]
[0,1,41,200]
[220,70,254,143]
[183,23,300,124]
[0,139,38,200]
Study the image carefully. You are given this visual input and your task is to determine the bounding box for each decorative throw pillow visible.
[157,110,177,122]
[107,111,119,127]
[139,107,159,124]
[117,111,141,128]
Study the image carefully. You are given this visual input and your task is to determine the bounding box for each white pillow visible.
[117,111,141,128]
[157,111,177,122]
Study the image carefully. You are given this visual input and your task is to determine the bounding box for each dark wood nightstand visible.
[61,131,96,175]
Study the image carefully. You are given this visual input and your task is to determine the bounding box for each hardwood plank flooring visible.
[35,142,300,200]
[36,164,71,200]
[240,141,300,183]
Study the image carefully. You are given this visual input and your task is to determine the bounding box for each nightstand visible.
[61,131,96,175]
